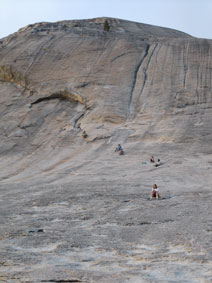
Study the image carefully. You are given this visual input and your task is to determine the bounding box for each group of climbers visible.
[150,155,161,167]
[115,144,124,155]
[115,146,162,200]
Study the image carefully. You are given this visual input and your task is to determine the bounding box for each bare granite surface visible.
[0,18,212,282]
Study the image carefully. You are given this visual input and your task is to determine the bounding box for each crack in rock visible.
[31,90,84,105]
[41,280,84,283]
[127,44,150,118]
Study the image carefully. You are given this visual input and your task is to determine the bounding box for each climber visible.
[150,156,155,163]
[155,159,161,167]
[115,144,123,152]
[119,149,124,155]
[150,184,159,200]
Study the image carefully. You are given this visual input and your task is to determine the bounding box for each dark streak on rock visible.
[110,52,131,63]
[75,82,90,88]
[137,43,158,102]
[31,91,84,106]
[88,134,112,142]
[73,112,85,128]
[127,44,150,117]
[183,43,188,89]
[41,280,83,283]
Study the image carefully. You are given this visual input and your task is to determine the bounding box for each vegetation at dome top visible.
[104,20,110,31]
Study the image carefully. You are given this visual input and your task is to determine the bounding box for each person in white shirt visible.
[150,184,159,199]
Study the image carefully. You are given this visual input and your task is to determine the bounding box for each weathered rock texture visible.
[0,18,212,282]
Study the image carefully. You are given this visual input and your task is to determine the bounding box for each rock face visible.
[0,18,212,282]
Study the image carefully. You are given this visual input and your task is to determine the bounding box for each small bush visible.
[82,130,88,138]
[104,20,110,32]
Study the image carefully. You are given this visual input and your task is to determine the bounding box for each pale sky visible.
[0,0,212,39]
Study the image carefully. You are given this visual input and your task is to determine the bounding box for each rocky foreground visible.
[0,18,212,282]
